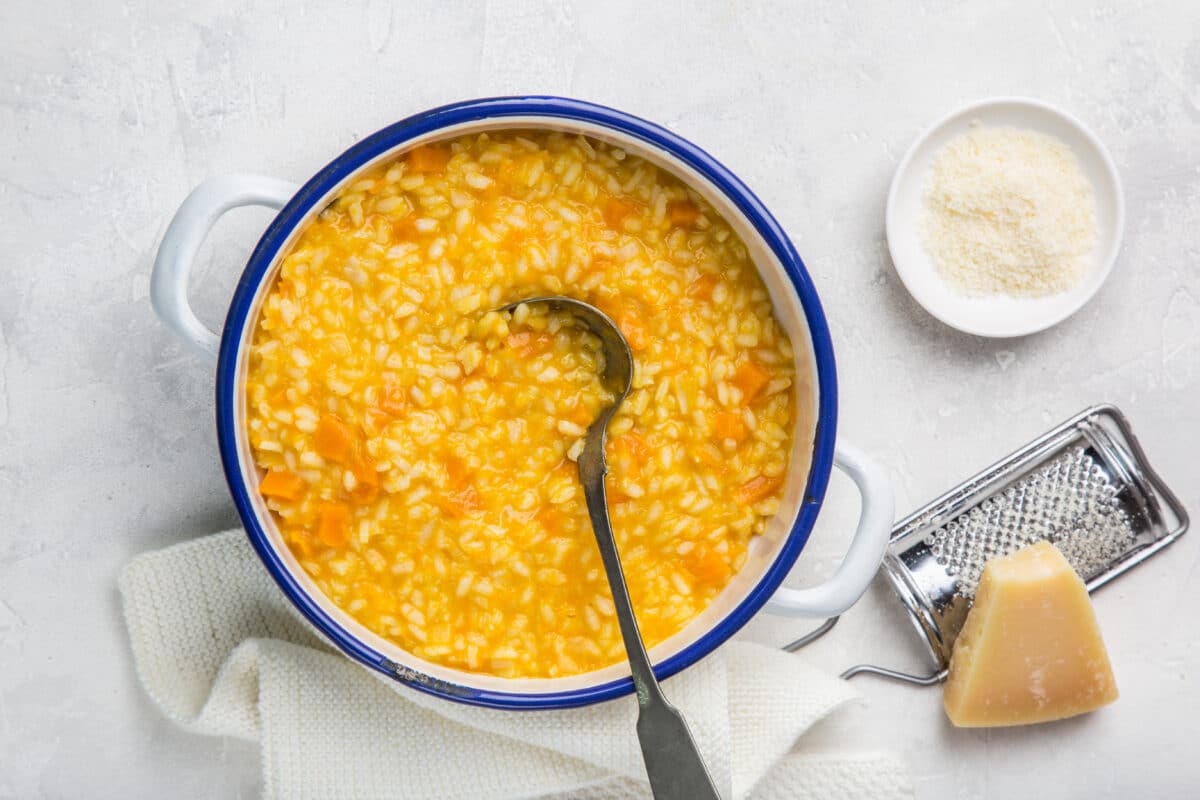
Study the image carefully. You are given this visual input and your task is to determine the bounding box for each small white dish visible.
[886,97,1125,338]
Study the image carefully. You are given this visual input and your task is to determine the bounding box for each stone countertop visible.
[2,1,1197,797]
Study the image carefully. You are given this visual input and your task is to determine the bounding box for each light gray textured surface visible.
[2,1,1197,797]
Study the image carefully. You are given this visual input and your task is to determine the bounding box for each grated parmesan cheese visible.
[920,124,1098,297]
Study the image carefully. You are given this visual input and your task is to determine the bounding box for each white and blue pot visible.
[151,97,893,709]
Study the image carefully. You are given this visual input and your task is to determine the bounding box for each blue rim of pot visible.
[215,96,838,709]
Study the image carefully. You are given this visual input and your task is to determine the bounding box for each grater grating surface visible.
[929,446,1137,598]
[878,404,1188,672]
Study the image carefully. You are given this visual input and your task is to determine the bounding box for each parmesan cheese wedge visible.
[943,541,1118,727]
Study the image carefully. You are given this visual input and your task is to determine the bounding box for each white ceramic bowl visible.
[886,97,1124,338]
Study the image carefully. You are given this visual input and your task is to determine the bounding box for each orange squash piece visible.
[437,455,483,517]
[316,503,350,547]
[604,304,652,352]
[392,215,420,241]
[566,403,594,427]
[687,548,731,584]
[444,455,471,489]
[734,474,783,505]
[259,470,306,501]
[713,411,746,442]
[287,528,315,559]
[598,297,649,352]
[314,415,356,463]
[351,452,379,488]
[732,360,772,403]
[667,200,700,227]
[603,196,639,229]
[406,145,451,173]
[688,273,721,301]
[617,312,648,351]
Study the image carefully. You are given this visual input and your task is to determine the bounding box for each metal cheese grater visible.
[787,404,1189,685]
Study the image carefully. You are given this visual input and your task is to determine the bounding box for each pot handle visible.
[763,440,893,618]
[151,175,299,363]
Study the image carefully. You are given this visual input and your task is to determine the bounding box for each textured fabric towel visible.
[120,530,911,800]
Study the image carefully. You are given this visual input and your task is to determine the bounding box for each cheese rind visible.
[943,541,1118,727]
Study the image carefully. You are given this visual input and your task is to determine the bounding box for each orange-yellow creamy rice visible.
[246,130,805,678]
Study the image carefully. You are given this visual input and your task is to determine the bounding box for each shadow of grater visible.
[786,404,1189,685]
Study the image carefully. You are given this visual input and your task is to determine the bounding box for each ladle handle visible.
[635,695,724,800]
[579,424,721,800]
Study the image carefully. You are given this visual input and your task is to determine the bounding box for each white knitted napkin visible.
[119,530,911,800]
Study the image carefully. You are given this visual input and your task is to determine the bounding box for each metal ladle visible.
[498,297,721,800]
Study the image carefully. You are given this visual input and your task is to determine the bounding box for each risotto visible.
[247,130,809,678]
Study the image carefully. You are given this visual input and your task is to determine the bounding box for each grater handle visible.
[840,664,948,685]
[764,441,894,618]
